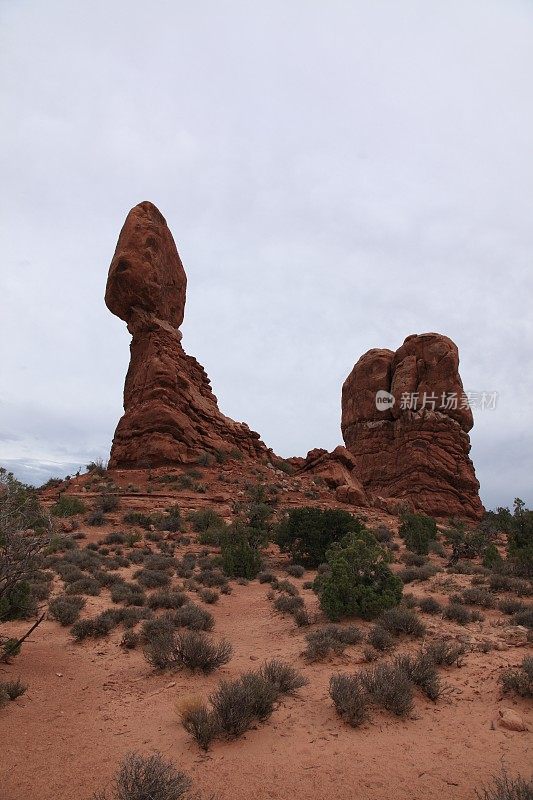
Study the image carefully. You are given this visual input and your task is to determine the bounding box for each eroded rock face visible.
[296,446,368,507]
[342,333,483,519]
[106,202,269,467]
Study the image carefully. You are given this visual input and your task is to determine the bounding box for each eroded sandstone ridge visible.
[341,333,483,519]
[106,201,269,467]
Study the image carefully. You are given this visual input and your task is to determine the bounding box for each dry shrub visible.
[260,659,308,694]
[329,673,369,727]
[304,625,363,661]
[476,772,533,800]
[380,607,426,637]
[360,662,414,717]
[368,625,395,652]
[93,752,190,800]
[173,630,233,673]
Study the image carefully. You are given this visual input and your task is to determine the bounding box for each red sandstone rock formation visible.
[106,201,269,467]
[296,446,367,506]
[341,333,483,519]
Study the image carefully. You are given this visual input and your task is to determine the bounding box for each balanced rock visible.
[106,201,269,467]
[342,333,483,519]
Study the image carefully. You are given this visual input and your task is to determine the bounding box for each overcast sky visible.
[1,0,532,510]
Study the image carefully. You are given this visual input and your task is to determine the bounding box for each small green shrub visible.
[399,512,437,555]
[260,660,308,693]
[120,630,139,649]
[513,607,533,628]
[398,564,437,583]
[258,571,276,584]
[51,496,86,517]
[276,507,365,567]
[221,527,262,579]
[394,652,441,700]
[316,529,403,621]
[147,590,187,610]
[48,594,86,625]
[188,508,224,532]
[134,569,171,589]
[286,564,305,578]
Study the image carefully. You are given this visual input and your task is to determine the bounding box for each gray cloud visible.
[1,0,532,508]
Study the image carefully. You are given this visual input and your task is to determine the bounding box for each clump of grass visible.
[134,569,171,589]
[258,571,276,584]
[367,625,395,652]
[424,638,466,667]
[174,602,214,631]
[418,596,442,615]
[179,699,221,751]
[260,659,308,694]
[475,772,533,800]
[304,625,363,661]
[273,594,304,614]
[461,587,496,608]
[443,602,483,625]
[500,656,533,698]
[286,564,305,578]
[394,652,441,700]
[498,599,526,615]
[329,673,369,727]
[120,630,139,649]
[65,577,101,596]
[147,590,187,610]
[198,588,219,604]
[93,751,190,800]
[360,661,414,717]
[48,594,86,625]
[380,607,426,637]
[0,678,27,700]
[173,631,233,673]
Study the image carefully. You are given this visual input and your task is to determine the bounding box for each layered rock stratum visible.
[341,333,483,519]
[106,201,269,467]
